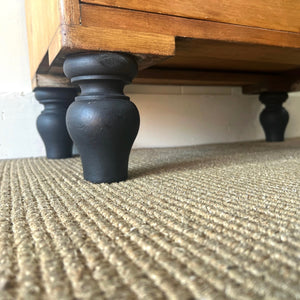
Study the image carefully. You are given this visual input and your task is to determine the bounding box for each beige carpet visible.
[0,139,300,300]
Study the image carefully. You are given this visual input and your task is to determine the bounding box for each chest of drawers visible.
[26,0,300,183]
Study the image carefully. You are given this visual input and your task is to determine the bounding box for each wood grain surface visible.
[134,69,282,86]
[59,0,81,25]
[25,0,61,79]
[61,25,175,56]
[155,38,300,72]
[81,5,300,49]
[82,0,300,33]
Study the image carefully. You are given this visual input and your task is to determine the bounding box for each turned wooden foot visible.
[63,52,140,183]
[259,92,289,142]
[35,88,77,158]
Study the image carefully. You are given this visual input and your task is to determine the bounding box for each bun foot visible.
[63,52,140,183]
[259,92,289,142]
[35,88,77,159]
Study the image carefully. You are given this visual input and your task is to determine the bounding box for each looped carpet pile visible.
[0,139,299,299]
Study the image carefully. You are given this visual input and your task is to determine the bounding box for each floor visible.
[0,139,299,299]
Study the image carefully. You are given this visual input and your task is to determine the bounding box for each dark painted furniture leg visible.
[259,92,289,142]
[35,88,77,158]
[63,52,140,183]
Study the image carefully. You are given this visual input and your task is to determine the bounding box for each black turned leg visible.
[35,88,77,158]
[259,92,289,142]
[63,52,140,183]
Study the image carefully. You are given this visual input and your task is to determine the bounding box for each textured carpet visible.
[0,139,300,300]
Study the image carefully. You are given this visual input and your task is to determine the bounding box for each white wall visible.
[0,0,300,159]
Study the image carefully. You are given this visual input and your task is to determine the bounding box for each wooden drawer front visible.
[81,0,300,33]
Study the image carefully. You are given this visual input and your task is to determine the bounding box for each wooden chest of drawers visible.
[25,0,300,183]
[26,0,300,92]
